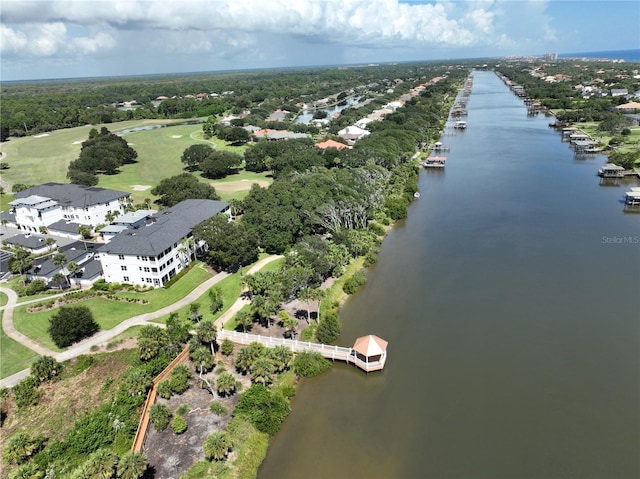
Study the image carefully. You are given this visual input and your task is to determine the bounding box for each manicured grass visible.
[0,324,39,379]
[0,291,7,307]
[97,123,215,204]
[0,119,196,190]
[1,193,15,211]
[1,119,263,207]
[223,304,252,332]
[11,263,213,350]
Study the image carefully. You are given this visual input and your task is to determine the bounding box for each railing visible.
[218,330,386,372]
[131,347,190,453]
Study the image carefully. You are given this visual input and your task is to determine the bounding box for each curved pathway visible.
[0,255,283,388]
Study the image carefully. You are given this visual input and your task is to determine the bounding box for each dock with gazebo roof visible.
[218,330,388,373]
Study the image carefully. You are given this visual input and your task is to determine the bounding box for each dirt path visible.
[0,255,283,388]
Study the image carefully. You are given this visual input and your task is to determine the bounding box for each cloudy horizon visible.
[1,0,638,82]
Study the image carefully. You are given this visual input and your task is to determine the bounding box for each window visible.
[154,279,160,286]
[143,267,150,273]
[121,265,127,271]
[151,267,158,273]
[118,254,125,260]
[136,256,140,260]
[123,276,129,282]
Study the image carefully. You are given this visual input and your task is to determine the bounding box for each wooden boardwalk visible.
[218,330,387,372]
[131,347,190,453]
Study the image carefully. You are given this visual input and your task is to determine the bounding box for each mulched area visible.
[142,356,251,478]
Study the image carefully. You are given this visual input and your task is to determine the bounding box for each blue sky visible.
[1,0,638,81]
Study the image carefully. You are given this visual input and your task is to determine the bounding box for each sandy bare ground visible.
[131,184,152,191]
[212,179,270,193]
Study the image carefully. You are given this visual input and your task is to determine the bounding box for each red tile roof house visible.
[315,139,349,151]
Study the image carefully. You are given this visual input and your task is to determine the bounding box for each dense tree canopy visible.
[67,127,138,185]
[48,306,100,348]
[193,214,259,270]
[150,172,220,206]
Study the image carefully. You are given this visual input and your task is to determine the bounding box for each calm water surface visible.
[258,71,640,479]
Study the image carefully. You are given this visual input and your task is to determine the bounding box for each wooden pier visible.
[218,330,388,373]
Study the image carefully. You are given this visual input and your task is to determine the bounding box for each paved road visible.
[0,256,282,388]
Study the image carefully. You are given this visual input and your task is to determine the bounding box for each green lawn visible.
[0,119,197,190]
[0,324,39,379]
[1,119,263,207]
[0,291,8,307]
[1,193,15,211]
[152,271,244,325]
[11,263,213,352]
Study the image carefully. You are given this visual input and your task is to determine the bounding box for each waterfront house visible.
[96,199,229,288]
[315,139,348,151]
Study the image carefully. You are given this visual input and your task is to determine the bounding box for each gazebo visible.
[351,335,388,372]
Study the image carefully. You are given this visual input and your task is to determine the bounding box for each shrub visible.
[149,403,172,431]
[171,415,188,434]
[30,355,62,383]
[13,376,40,408]
[210,402,228,416]
[203,432,232,461]
[234,384,290,435]
[342,269,367,295]
[156,379,173,399]
[176,403,190,416]
[368,221,386,236]
[292,351,332,377]
[4,431,45,464]
[25,279,47,296]
[316,311,342,344]
[169,364,191,394]
[220,338,234,356]
[48,306,99,348]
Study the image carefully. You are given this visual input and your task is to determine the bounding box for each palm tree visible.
[297,287,313,324]
[189,302,202,323]
[250,356,275,385]
[45,237,55,251]
[82,448,118,479]
[280,311,298,339]
[234,347,253,374]
[67,261,79,286]
[251,294,277,327]
[216,371,238,397]
[236,310,253,333]
[51,252,69,286]
[51,272,66,291]
[1,218,8,235]
[116,451,147,479]
[197,320,217,355]
[190,346,214,376]
[310,288,325,323]
[269,345,293,372]
[203,432,232,461]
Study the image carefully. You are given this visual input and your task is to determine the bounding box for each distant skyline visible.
[2,0,639,82]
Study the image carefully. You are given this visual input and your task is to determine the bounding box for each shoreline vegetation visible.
[2,56,638,478]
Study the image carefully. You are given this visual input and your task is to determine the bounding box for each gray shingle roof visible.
[97,199,229,256]
[5,234,51,250]
[48,220,84,234]
[15,183,130,208]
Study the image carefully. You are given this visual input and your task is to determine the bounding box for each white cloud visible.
[1,22,115,58]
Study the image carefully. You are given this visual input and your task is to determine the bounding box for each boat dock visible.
[218,329,388,373]
[423,156,446,168]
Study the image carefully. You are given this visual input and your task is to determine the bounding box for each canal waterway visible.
[257,70,640,479]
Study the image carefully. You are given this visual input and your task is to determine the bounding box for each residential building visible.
[11,183,130,232]
[96,199,229,288]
